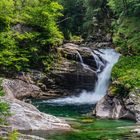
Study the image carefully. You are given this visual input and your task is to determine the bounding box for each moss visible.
[108,15,140,97]
[0,78,4,96]
[8,130,19,140]
[70,35,83,43]
[111,55,140,95]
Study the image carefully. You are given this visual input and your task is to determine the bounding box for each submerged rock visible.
[0,127,46,140]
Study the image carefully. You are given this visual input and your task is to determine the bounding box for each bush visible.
[110,56,140,95]
[0,0,64,73]
[8,130,19,140]
[113,17,140,55]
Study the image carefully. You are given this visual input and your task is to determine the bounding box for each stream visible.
[32,49,136,140]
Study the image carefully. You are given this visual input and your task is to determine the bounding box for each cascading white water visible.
[76,51,83,63]
[76,50,94,72]
[90,51,104,73]
[46,49,120,105]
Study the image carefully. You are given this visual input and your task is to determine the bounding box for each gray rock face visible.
[14,66,97,99]
[2,79,43,100]
[6,98,70,131]
[51,58,98,94]
[124,92,140,122]
[58,43,105,69]
[2,79,71,131]
[14,43,104,98]
[12,24,33,34]
[94,94,135,120]
[46,43,106,96]
[94,90,140,122]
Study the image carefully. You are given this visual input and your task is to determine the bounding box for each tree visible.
[0,0,64,73]
[108,0,140,16]
[57,0,85,39]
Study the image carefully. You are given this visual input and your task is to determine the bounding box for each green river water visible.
[29,101,138,140]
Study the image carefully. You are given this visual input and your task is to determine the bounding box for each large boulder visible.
[124,90,140,122]
[58,43,104,69]
[46,43,106,96]
[93,94,135,120]
[13,43,105,99]
[2,79,43,100]
[1,79,71,131]
[50,58,98,95]
[5,98,70,131]
[93,88,140,122]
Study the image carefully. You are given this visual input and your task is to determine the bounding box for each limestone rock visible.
[124,92,140,122]
[14,43,106,98]
[51,58,98,94]
[1,79,71,131]
[94,94,135,120]
[2,79,43,100]
[5,98,70,131]
[58,43,105,69]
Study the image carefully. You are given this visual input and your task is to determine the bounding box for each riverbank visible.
[0,45,139,140]
[30,100,137,140]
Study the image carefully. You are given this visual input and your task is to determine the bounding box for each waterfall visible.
[76,51,83,63]
[76,51,94,72]
[46,49,120,105]
[91,51,104,73]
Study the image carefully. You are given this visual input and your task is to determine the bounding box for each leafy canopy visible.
[0,0,63,73]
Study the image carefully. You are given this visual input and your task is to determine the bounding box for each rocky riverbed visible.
[0,43,140,139]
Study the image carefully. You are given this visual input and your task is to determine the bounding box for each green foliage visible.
[0,0,14,26]
[108,0,140,16]
[83,0,109,32]
[8,130,19,140]
[0,0,64,73]
[0,78,11,125]
[70,35,83,43]
[108,0,140,96]
[0,78,4,96]
[113,17,140,55]
[42,53,56,72]
[108,0,140,56]
[0,31,29,72]
[58,0,110,38]
[111,56,140,95]
[0,101,10,124]
[58,0,85,39]
[23,0,64,45]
